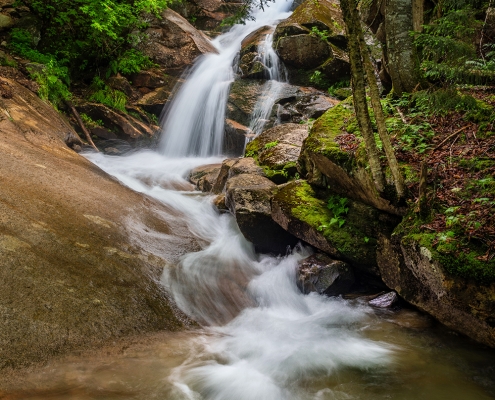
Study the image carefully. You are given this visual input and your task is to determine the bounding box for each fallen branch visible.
[395,107,408,124]
[432,125,469,152]
[65,100,99,152]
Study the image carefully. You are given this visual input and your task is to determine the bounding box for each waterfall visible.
[158,2,292,157]
[82,1,396,398]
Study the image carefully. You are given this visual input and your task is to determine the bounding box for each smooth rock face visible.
[298,253,355,296]
[369,291,398,308]
[228,157,264,178]
[223,119,251,156]
[0,78,193,370]
[225,174,299,254]
[377,234,495,348]
[137,8,217,75]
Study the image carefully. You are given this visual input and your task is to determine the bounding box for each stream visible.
[2,1,495,398]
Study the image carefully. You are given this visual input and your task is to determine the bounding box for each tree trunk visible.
[355,21,406,198]
[341,0,386,194]
[385,0,422,95]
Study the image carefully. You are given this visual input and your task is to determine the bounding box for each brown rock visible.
[225,174,298,254]
[137,8,217,74]
[211,158,238,194]
[276,34,331,69]
[189,163,222,192]
[0,78,193,370]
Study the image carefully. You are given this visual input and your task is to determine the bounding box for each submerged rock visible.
[298,253,355,296]
[368,291,399,308]
[225,174,299,254]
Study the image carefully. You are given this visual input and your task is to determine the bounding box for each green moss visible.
[304,97,356,172]
[279,181,377,267]
[398,217,495,284]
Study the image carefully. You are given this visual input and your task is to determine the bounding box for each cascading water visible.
[158,1,291,157]
[247,33,288,138]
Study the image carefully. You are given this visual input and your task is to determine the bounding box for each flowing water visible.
[2,2,495,399]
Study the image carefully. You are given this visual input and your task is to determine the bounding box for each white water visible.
[158,1,292,157]
[86,149,394,400]
[82,2,395,398]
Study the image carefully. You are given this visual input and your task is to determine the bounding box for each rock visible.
[228,157,264,177]
[212,158,238,194]
[377,233,495,348]
[225,174,299,254]
[238,25,275,79]
[107,75,135,98]
[131,69,172,89]
[76,103,157,142]
[298,98,406,215]
[137,8,217,75]
[189,163,222,192]
[171,0,243,30]
[0,78,193,370]
[298,253,354,296]
[0,13,13,30]
[223,119,251,156]
[245,123,308,183]
[276,34,331,69]
[368,291,398,308]
[226,79,337,129]
[272,180,399,275]
[213,194,228,211]
[274,0,346,47]
[136,76,181,117]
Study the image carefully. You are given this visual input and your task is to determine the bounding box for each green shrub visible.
[89,77,127,112]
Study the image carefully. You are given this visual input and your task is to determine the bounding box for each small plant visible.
[89,77,127,112]
[318,195,349,230]
[80,113,103,128]
[263,141,278,149]
[309,70,325,86]
[107,49,156,77]
[310,26,329,42]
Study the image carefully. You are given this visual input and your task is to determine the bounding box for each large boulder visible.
[377,233,495,347]
[245,123,309,183]
[271,180,399,276]
[172,0,244,31]
[298,97,406,215]
[225,174,299,254]
[189,163,222,191]
[272,0,350,87]
[0,78,193,370]
[137,8,217,76]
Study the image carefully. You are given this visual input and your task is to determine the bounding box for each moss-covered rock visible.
[245,123,309,183]
[377,231,495,348]
[274,0,346,48]
[298,97,406,216]
[272,180,399,275]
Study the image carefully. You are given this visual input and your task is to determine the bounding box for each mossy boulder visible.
[275,34,332,69]
[377,231,495,348]
[298,98,406,215]
[245,123,309,183]
[272,180,399,275]
[274,0,346,48]
[225,174,299,254]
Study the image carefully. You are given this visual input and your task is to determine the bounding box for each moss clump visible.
[304,97,357,172]
[398,216,495,284]
[278,180,378,268]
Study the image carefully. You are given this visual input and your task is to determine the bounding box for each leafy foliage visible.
[88,77,127,112]
[319,195,349,229]
[414,3,495,84]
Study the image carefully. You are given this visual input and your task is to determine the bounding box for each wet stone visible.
[369,291,399,308]
[298,253,355,296]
